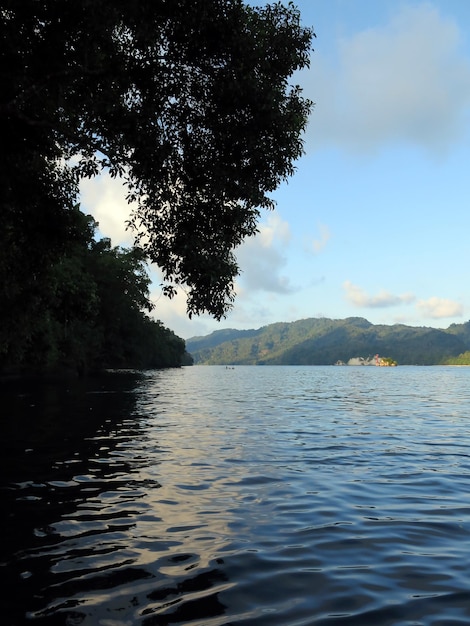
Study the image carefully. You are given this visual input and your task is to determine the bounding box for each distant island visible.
[186,317,470,366]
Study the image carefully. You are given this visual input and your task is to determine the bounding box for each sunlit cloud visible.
[306,4,470,153]
[80,172,135,246]
[343,281,415,308]
[257,212,291,247]
[416,296,463,319]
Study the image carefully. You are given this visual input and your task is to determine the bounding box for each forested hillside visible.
[187,317,470,365]
[1,207,192,377]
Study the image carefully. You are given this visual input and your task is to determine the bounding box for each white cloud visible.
[307,4,470,153]
[80,175,297,297]
[80,173,135,246]
[344,281,415,308]
[257,212,291,247]
[416,296,463,319]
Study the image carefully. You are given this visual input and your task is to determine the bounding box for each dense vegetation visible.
[1,0,313,321]
[186,317,470,365]
[443,352,470,366]
[0,0,313,375]
[1,1,313,375]
[1,207,192,376]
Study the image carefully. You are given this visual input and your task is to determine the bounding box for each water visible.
[2,365,470,625]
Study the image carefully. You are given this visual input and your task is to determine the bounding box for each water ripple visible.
[2,366,470,624]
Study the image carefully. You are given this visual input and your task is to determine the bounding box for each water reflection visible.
[2,366,470,625]
[1,372,147,624]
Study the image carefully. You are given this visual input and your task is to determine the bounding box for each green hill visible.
[186,317,470,365]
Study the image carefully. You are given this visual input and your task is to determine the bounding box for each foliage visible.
[442,352,470,366]
[0,207,191,375]
[446,322,470,343]
[1,0,314,320]
[186,317,470,365]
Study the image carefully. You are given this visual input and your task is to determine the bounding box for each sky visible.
[80,0,470,340]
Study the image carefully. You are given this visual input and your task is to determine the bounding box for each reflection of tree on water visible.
[0,372,153,625]
[1,371,143,474]
[1,370,234,625]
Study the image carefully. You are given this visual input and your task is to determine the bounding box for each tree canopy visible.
[1,0,314,320]
[0,205,192,374]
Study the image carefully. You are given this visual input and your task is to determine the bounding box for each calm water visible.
[2,365,470,625]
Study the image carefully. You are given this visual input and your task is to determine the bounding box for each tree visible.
[1,0,314,320]
[443,351,470,366]
[0,204,191,374]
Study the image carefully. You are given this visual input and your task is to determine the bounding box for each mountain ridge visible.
[186,317,470,365]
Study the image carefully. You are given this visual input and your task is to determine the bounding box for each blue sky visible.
[81,0,470,339]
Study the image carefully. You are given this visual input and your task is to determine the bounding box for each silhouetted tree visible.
[1,0,314,320]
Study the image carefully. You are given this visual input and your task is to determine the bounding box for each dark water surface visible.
[2,365,470,625]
